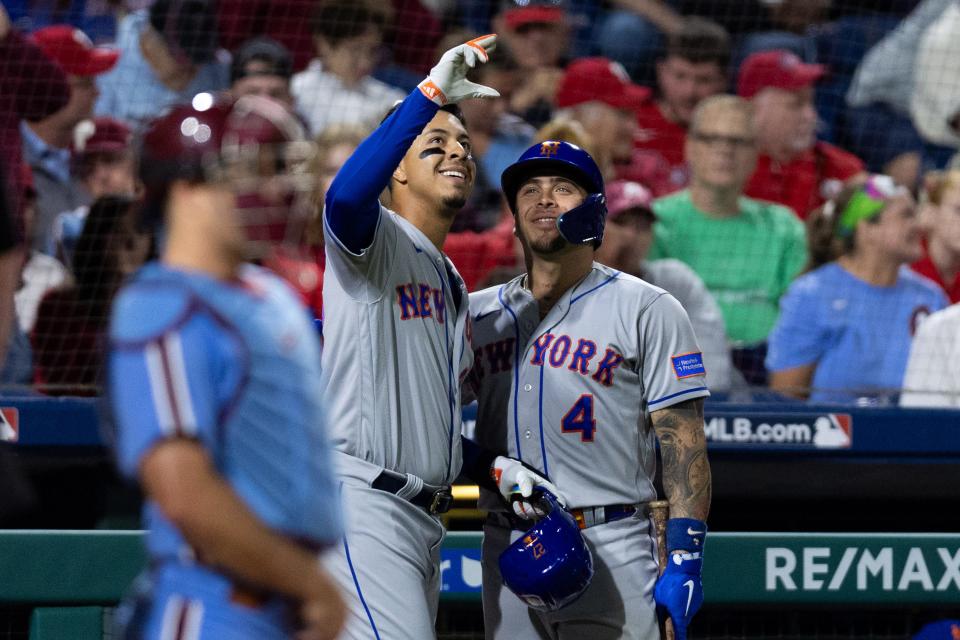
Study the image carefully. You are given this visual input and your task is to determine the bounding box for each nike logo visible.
[683,579,695,617]
[474,310,496,323]
[687,527,704,536]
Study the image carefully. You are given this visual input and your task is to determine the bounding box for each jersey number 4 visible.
[561,394,596,442]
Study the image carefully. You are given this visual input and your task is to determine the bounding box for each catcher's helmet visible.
[498,490,595,612]
[139,93,315,250]
[501,140,607,247]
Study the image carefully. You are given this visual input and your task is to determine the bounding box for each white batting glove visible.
[491,456,566,519]
[417,34,500,106]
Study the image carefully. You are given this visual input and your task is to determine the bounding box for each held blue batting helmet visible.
[498,490,595,612]
[501,141,607,247]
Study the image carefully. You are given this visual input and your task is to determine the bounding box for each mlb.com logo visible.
[813,413,852,447]
[0,407,19,442]
[704,412,852,448]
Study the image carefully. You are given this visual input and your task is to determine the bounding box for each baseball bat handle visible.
[649,500,675,640]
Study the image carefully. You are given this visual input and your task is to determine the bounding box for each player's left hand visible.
[418,34,500,106]
[491,455,565,519]
[654,553,704,640]
[655,517,707,639]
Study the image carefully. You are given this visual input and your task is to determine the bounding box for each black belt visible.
[569,504,639,529]
[487,502,641,531]
[371,470,453,515]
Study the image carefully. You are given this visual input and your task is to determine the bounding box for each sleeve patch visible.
[671,352,706,379]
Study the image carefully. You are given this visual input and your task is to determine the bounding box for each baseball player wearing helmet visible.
[466,140,713,639]
[107,94,345,639]
[318,35,551,640]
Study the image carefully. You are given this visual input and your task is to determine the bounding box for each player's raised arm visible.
[324,34,499,253]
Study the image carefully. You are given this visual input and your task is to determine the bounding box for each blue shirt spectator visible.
[20,122,70,185]
[768,175,949,403]
[767,264,947,402]
[95,10,228,130]
[24,25,118,253]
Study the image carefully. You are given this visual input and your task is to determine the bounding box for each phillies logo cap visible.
[30,25,120,77]
[736,49,825,98]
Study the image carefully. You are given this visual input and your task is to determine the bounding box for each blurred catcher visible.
[107,93,344,640]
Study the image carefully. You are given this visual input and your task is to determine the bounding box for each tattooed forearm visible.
[651,398,711,521]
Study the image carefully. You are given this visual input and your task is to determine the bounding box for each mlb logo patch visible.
[812,413,853,448]
[671,352,706,379]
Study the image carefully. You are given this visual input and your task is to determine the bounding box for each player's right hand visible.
[418,34,500,106]
[491,455,566,519]
[295,568,346,640]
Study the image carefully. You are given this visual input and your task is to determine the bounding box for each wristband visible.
[665,517,707,553]
[417,79,447,106]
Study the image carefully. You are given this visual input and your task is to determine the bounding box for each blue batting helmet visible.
[500,140,607,247]
[498,490,595,612]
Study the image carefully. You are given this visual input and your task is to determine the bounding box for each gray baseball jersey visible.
[321,206,473,486]
[466,263,709,639]
[321,206,473,640]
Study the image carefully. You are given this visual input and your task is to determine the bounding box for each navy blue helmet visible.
[501,141,607,247]
[498,490,595,611]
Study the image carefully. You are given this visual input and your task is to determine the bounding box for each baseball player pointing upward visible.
[467,141,713,639]
[320,35,551,640]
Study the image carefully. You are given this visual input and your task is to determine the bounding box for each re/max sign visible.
[766,546,960,592]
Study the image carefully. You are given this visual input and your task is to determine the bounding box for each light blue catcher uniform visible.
[108,262,342,640]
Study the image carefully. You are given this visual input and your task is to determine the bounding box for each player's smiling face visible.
[515,175,586,254]
[398,110,475,214]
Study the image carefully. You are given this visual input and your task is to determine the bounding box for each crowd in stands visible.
[0,0,958,405]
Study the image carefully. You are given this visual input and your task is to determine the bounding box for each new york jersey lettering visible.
[592,348,625,387]
[528,334,624,386]
[396,283,445,323]
[484,338,515,374]
[530,333,554,365]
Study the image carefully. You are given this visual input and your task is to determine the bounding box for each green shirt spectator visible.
[650,189,806,344]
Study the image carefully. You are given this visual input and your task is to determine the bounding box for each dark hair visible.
[230,36,293,83]
[149,0,220,65]
[72,151,128,184]
[805,179,881,271]
[311,1,388,45]
[73,195,139,299]
[664,17,731,69]
[0,163,17,252]
[379,102,467,130]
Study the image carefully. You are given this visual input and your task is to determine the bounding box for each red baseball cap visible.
[606,180,655,220]
[31,25,119,76]
[72,117,133,156]
[736,50,825,98]
[502,0,566,29]
[556,57,651,111]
